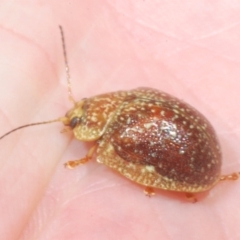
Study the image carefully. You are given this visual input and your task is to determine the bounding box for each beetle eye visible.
[70,117,81,129]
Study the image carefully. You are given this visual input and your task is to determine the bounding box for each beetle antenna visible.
[0,118,66,140]
[0,27,74,140]
[59,25,76,104]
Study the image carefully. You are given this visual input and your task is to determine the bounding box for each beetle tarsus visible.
[64,157,90,169]
[185,193,197,203]
[220,172,239,181]
[60,127,72,134]
[144,186,155,197]
[64,143,98,168]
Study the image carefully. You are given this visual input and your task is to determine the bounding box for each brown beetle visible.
[1,27,239,201]
[60,87,239,200]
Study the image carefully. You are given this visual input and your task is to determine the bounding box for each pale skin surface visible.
[0,1,240,239]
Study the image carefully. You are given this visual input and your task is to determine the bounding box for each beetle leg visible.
[219,172,239,181]
[60,126,72,134]
[144,186,155,197]
[64,144,98,168]
[185,193,197,203]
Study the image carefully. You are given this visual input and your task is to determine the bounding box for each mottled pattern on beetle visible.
[73,92,129,141]
[97,142,217,193]
[97,88,221,191]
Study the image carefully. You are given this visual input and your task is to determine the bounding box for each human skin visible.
[0,1,240,239]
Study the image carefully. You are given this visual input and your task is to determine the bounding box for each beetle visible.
[0,26,239,201]
[60,87,239,200]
